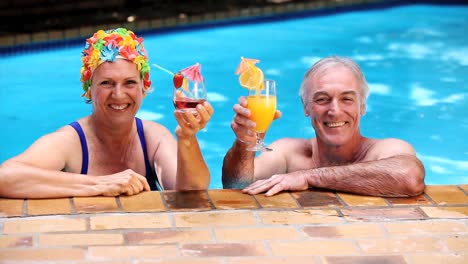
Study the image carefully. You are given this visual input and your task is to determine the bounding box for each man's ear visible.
[302,101,309,116]
[360,104,366,116]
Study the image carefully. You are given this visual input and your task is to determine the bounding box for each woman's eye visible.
[126,80,138,87]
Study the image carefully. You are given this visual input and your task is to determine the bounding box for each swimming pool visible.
[1,4,467,189]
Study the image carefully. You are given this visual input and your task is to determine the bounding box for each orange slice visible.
[239,63,264,90]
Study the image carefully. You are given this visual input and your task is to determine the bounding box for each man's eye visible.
[315,98,328,103]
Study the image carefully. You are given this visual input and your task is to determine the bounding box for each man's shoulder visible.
[366,137,416,158]
[271,137,313,152]
[274,137,311,145]
[371,138,413,148]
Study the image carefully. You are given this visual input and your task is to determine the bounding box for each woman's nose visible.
[112,85,124,98]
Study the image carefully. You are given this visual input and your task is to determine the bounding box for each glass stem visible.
[256,132,266,146]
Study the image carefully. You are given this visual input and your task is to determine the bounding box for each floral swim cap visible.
[80,28,152,99]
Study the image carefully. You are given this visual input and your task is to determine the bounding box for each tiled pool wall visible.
[0,0,412,54]
[2,0,466,55]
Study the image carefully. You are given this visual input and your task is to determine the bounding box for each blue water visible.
[1,4,467,188]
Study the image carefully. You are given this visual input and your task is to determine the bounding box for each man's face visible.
[303,65,365,147]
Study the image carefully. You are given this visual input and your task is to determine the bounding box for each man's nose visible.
[327,99,340,115]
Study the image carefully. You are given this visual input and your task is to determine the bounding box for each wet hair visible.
[299,56,369,105]
[80,28,152,101]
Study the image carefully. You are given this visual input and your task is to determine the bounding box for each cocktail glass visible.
[173,73,207,113]
[153,63,207,113]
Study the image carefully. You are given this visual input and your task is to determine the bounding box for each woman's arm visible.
[0,129,150,198]
[155,102,213,190]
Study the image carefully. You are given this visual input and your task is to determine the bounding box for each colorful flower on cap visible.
[80,28,152,99]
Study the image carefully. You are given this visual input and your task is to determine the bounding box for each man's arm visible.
[222,140,256,189]
[244,139,425,197]
[307,154,425,197]
[222,96,283,189]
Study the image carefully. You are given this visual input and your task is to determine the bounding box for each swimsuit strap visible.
[135,117,162,191]
[69,121,89,174]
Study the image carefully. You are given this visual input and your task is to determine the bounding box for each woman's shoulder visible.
[139,119,175,143]
[140,119,170,133]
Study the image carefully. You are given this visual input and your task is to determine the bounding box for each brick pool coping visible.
[0,185,467,263]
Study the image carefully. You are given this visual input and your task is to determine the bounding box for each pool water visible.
[1,4,467,189]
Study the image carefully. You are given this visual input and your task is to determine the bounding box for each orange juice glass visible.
[246,79,276,152]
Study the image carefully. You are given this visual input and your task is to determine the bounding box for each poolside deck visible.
[0,185,467,263]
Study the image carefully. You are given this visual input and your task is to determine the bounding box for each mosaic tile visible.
[209,189,258,209]
[73,197,119,213]
[260,209,342,225]
[163,190,212,211]
[338,193,387,206]
[27,198,71,216]
[425,185,468,205]
[458,184,468,193]
[174,211,257,228]
[126,230,213,244]
[119,191,165,212]
[325,255,406,264]
[0,236,33,248]
[386,194,432,206]
[303,223,385,238]
[292,190,342,207]
[270,240,357,255]
[420,206,468,219]
[181,242,267,257]
[224,257,317,264]
[0,198,23,217]
[341,208,426,222]
[254,192,299,209]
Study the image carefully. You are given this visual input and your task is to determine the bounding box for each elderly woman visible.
[0,28,213,198]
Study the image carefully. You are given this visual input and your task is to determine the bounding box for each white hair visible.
[299,56,369,105]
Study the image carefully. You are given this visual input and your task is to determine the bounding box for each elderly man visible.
[222,55,425,197]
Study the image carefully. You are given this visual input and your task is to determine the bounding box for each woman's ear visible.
[84,89,92,100]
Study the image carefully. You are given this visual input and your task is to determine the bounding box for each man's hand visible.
[94,169,151,196]
[242,172,309,196]
[231,96,281,144]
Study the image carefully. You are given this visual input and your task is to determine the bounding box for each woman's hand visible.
[174,101,214,139]
[95,169,151,196]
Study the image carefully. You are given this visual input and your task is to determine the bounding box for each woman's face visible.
[90,59,143,124]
